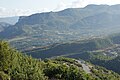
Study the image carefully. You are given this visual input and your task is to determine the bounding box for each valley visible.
[1,4,120,79]
[2,4,120,51]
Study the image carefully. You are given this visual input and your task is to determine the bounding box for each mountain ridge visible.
[1,4,120,50]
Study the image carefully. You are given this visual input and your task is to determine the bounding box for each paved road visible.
[77,60,91,73]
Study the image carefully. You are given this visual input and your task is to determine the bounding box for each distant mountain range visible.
[0,16,19,25]
[1,4,120,50]
[0,22,11,32]
[0,16,19,32]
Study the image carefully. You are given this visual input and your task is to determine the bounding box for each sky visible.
[0,0,120,17]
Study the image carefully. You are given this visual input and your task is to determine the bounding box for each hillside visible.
[25,38,113,59]
[24,33,120,75]
[1,4,120,50]
[0,41,120,80]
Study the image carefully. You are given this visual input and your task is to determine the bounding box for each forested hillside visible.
[25,37,113,59]
[0,41,120,80]
[24,33,120,75]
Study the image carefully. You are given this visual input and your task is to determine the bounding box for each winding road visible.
[77,60,91,73]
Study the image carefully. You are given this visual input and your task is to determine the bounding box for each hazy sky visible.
[0,0,120,17]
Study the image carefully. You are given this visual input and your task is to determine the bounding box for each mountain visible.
[0,16,19,25]
[1,4,120,79]
[0,22,11,32]
[1,4,120,50]
[0,41,120,80]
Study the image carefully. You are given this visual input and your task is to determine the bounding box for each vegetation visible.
[1,4,120,80]
[0,41,47,80]
[89,56,120,74]
[25,38,113,59]
[23,33,120,76]
[0,41,120,80]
